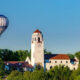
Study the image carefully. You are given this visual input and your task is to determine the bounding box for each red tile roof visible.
[33,29,41,33]
[4,61,24,65]
[50,54,70,60]
[4,61,33,68]
[21,62,33,68]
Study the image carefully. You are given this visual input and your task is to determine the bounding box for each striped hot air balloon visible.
[0,15,9,35]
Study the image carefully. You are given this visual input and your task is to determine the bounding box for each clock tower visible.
[31,29,44,67]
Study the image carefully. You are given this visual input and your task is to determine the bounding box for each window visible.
[61,61,62,63]
[35,38,36,41]
[55,61,57,63]
[74,68,75,70]
[38,37,40,42]
[50,66,52,69]
[66,61,68,63]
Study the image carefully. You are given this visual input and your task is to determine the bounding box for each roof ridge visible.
[33,29,41,33]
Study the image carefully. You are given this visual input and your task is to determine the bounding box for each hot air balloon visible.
[0,15,9,35]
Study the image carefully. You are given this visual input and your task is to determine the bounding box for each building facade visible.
[5,61,33,72]
[44,54,79,70]
[26,29,79,70]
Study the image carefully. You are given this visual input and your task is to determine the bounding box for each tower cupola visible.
[32,29,43,43]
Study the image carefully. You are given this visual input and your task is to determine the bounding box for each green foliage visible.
[75,75,80,80]
[0,49,31,61]
[75,51,80,63]
[68,54,74,59]
[0,49,14,61]
[70,66,80,80]
[7,68,47,80]
[7,70,23,80]
[0,48,80,80]
[0,58,5,77]
[30,69,46,80]
[15,50,30,61]
[48,65,71,80]
[23,71,31,80]
[44,49,52,54]
[6,65,73,80]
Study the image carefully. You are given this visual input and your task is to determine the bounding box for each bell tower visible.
[31,29,44,67]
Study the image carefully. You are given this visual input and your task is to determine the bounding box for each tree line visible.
[0,49,80,80]
[0,48,80,61]
[0,49,31,61]
[6,65,80,80]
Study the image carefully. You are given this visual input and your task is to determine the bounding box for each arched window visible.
[35,38,36,41]
[55,61,57,63]
[50,66,52,69]
[38,37,40,42]
[61,61,62,63]
[66,61,68,63]
[74,68,75,70]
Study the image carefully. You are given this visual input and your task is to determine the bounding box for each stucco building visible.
[5,61,33,72]
[26,29,79,70]
[5,29,79,71]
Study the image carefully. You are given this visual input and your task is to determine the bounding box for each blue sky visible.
[0,0,80,54]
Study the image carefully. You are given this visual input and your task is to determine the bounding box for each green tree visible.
[0,58,5,79]
[75,75,80,80]
[30,68,47,80]
[23,71,31,80]
[15,50,30,61]
[44,49,52,54]
[68,54,74,59]
[0,49,14,61]
[7,70,23,80]
[48,65,71,80]
[0,49,31,61]
[75,51,80,63]
[70,66,80,80]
